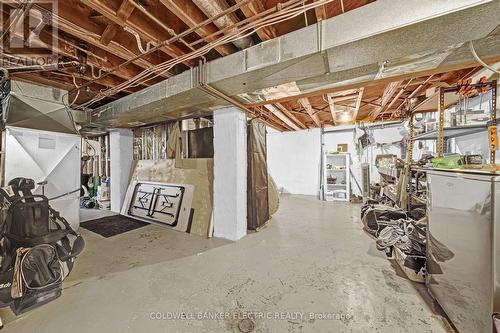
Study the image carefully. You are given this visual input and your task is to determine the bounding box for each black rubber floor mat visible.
[80,215,149,238]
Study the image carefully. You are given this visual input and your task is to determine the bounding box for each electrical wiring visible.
[469,41,500,75]
[73,0,339,109]
[70,0,313,106]
[6,0,339,113]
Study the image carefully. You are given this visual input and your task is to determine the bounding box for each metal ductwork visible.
[89,0,500,128]
[192,0,254,49]
[1,80,79,134]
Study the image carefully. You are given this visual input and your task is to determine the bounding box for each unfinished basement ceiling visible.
[1,0,499,131]
[0,0,374,104]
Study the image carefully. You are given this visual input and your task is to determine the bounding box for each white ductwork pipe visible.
[90,0,500,128]
[192,0,254,50]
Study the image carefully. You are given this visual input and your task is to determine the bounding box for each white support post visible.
[213,107,248,241]
[110,129,133,213]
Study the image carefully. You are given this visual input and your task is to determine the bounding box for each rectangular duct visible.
[1,80,77,134]
[89,0,499,128]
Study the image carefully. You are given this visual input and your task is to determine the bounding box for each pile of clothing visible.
[361,200,427,273]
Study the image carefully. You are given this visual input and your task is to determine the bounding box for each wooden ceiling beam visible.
[264,104,301,131]
[298,97,321,127]
[353,88,364,120]
[159,0,234,56]
[100,0,135,45]
[314,5,328,22]
[0,8,150,90]
[368,81,402,120]
[249,107,287,131]
[62,67,140,94]
[326,94,337,125]
[79,0,194,67]
[32,1,168,77]
[100,24,119,46]
[235,0,277,41]
[275,103,307,129]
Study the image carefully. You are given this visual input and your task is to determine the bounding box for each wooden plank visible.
[32,0,169,77]
[275,103,307,129]
[79,0,194,66]
[264,104,301,130]
[235,0,276,41]
[353,87,364,120]
[159,0,234,56]
[326,94,337,124]
[298,97,321,127]
[370,81,402,120]
[248,108,287,131]
[100,0,135,45]
[100,24,119,45]
[314,5,328,21]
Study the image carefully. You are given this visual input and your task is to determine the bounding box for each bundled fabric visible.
[0,178,84,315]
[361,202,407,237]
[375,219,426,256]
[374,218,427,273]
[361,200,428,274]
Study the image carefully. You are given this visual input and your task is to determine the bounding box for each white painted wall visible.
[267,118,497,197]
[110,129,134,213]
[267,124,404,197]
[213,108,247,241]
[323,124,404,196]
[267,128,321,196]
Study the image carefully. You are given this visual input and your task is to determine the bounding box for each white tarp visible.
[4,126,81,229]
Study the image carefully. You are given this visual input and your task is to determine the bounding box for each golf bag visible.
[0,178,85,315]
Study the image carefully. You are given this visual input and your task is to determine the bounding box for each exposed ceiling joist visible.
[100,0,135,45]
[235,0,277,41]
[34,0,167,76]
[275,103,308,129]
[159,0,234,56]
[370,81,402,120]
[314,5,328,22]
[0,9,148,92]
[326,87,364,123]
[79,0,193,67]
[264,104,301,131]
[353,88,364,120]
[298,97,321,127]
[249,108,286,132]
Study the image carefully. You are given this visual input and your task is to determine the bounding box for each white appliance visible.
[3,126,81,230]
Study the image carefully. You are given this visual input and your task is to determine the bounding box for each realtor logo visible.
[1,0,58,66]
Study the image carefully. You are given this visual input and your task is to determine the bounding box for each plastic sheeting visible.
[247,119,270,230]
[187,127,214,158]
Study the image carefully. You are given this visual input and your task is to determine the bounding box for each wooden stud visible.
[263,104,301,130]
[235,0,277,41]
[298,98,321,127]
[275,103,308,129]
[159,0,234,56]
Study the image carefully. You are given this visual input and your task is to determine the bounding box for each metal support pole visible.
[399,113,415,209]
[437,87,445,157]
[490,80,498,164]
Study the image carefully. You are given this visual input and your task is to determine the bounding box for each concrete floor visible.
[2,195,449,332]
